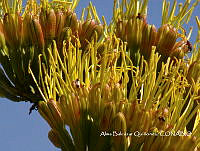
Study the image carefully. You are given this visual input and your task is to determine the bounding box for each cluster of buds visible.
[116,14,146,54]
[38,98,75,151]
[1,12,23,49]
[116,16,192,62]
[79,19,103,50]
[156,24,192,61]
[0,8,103,51]
[0,5,103,102]
[38,99,63,129]
[116,13,157,61]
[58,94,81,127]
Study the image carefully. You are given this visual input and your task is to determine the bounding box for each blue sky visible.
[0,0,199,151]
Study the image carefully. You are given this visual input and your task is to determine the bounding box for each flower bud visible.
[128,101,141,131]
[126,102,137,129]
[116,15,146,53]
[58,95,74,126]
[45,9,56,42]
[22,13,32,47]
[64,10,79,33]
[88,83,101,115]
[187,61,200,84]
[30,16,45,49]
[125,17,144,52]
[81,19,93,35]
[70,13,79,32]
[0,20,3,32]
[111,112,127,151]
[140,24,157,60]
[70,93,80,124]
[141,111,151,132]
[3,13,20,48]
[156,24,177,57]
[112,83,122,104]
[55,9,66,40]
[39,9,47,36]
[0,23,6,48]
[16,12,23,45]
[48,129,61,148]
[116,20,127,41]
[102,84,111,101]
[79,19,103,50]
[100,102,115,131]
[92,24,103,39]
[38,101,55,129]
[47,98,64,128]
[64,9,73,27]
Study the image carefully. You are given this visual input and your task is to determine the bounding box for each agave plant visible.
[0,0,200,151]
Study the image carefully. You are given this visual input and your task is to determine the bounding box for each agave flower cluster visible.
[0,0,103,102]
[37,42,200,151]
[0,0,200,151]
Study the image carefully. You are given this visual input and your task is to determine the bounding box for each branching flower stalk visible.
[0,0,200,151]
